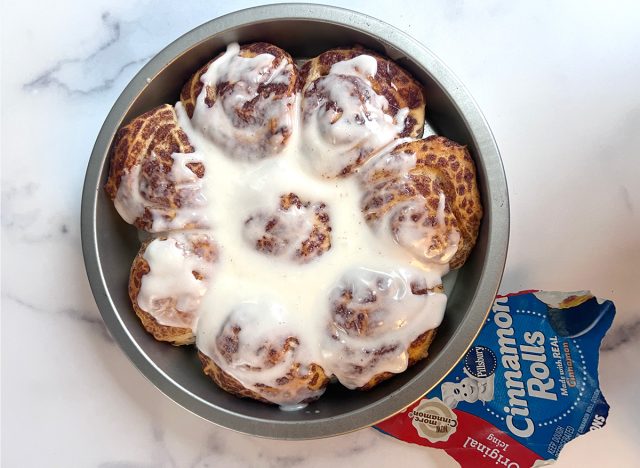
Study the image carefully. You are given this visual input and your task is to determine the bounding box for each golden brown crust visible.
[412,136,482,268]
[199,351,271,403]
[104,104,204,231]
[301,45,426,139]
[362,135,483,269]
[199,351,330,405]
[128,234,217,346]
[199,331,330,406]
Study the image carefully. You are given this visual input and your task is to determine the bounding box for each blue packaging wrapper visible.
[376,290,615,467]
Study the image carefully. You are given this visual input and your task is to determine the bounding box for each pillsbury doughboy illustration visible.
[441,370,495,408]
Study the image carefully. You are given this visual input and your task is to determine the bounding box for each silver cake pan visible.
[81,3,509,439]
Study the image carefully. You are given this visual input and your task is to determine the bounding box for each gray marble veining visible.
[2,0,639,467]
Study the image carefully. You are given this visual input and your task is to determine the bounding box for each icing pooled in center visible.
[139,44,458,406]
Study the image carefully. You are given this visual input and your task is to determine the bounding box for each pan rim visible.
[81,3,509,439]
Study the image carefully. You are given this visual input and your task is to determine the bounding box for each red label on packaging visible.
[377,399,541,467]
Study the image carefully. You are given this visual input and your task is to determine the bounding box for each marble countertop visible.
[2,1,639,466]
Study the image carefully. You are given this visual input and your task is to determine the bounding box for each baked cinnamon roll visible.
[322,267,444,390]
[129,233,217,345]
[300,46,425,177]
[180,42,298,160]
[198,304,330,405]
[361,136,483,269]
[104,104,208,232]
[243,192,332,263]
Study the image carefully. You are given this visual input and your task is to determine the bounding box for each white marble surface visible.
[2,0,639,466]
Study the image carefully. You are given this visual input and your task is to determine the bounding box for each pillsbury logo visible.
[465,345,497,379]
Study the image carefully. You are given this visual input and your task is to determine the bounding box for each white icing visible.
[360,144,419,178]
[138,233,214,329]
[279,403,308,411]
[192,43,296,160]
[129,44,453,406]
[177,92,447,402]
[329,55,378,79]
[300,55,410,177]
[114,164,144,224]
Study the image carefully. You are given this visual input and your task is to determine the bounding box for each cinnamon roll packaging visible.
[375,290,615,467]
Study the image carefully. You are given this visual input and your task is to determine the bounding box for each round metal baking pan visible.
[81,3,509,439]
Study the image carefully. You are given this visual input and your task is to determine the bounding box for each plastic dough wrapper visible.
[376,290,615,467]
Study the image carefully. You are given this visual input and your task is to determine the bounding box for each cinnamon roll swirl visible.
[198,304,329,405]
[129,233,217,345]
[243,192,332,263]
[361,136,483,269]
[322,267,444,390]
[300,46,425,177]
[180,42,298,160]
[104,104,207,232]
